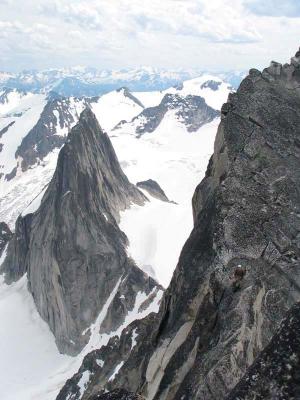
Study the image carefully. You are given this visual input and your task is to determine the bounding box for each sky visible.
[0,0,300,72]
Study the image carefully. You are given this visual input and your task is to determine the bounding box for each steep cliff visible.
[1,107,162,355]
[57,50,300,398]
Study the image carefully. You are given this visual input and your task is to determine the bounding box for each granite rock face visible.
[1,107,161,354]
[57,50,300,398]
[226,302,300,400]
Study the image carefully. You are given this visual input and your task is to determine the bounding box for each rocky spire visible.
[1,107,159,354]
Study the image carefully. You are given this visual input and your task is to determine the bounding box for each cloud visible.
[245,0,300,18]
[0,0,299,71]
[38,0,260,43]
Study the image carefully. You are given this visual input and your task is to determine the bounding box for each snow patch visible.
[77,370,91,399]
[108,361,125,382]
[96,359,104,368]
[0,243,8,267]
[91,89,143,131]
[131,328,139,350]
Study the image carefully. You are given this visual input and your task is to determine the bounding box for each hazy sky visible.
[1,0,300,72]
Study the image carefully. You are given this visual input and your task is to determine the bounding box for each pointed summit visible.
[1,108,156,354]
[50,106,146,222]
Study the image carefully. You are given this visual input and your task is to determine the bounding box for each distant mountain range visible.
[0,67,245,97]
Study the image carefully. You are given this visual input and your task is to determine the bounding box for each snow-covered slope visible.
[0,149,59,227]
[0,93,47,175]
[114,112,219,286]
[0,273,70,400]
[134,74,232,111]
[0,88,32,116]
[0,271,162,400]
[91,88,144,131]
[168,74,232,110]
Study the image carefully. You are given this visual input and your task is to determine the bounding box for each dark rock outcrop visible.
[89,389,145,400]
[1,107,161,354]
[136,179,171,203]
[200,80,221,91]
[116,87,145,109]
[57,50,300,399]
[226,302,300,400]
[0,121,15,140]
[116,93,219,136]
[56,313,161,400]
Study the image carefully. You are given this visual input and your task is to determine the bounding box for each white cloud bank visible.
[0,0,299,71]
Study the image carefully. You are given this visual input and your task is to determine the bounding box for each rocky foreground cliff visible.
[57,51,300,399]
[1,107,162,354]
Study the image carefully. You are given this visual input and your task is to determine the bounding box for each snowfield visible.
[166,74,232,110]
[117,114,219,286]
[0,274,70,400]
[0,89,31,116]
[0,272,162,400]
[133,74,231,111]
[0,148,60,227]
[91,88,144,131]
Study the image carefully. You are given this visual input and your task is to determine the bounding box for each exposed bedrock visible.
[226,301,300,400]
